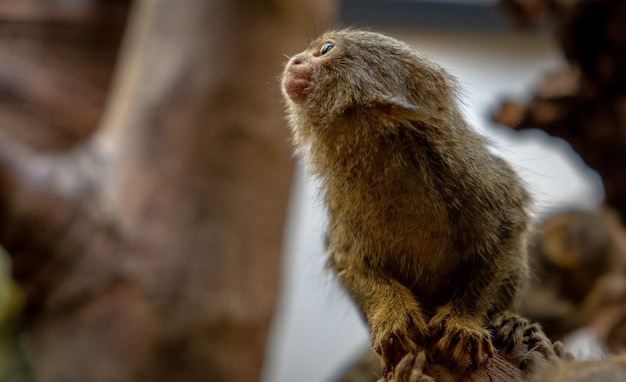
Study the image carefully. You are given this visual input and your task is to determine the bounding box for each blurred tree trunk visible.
[0,0,128,150]
[0,0,335,381]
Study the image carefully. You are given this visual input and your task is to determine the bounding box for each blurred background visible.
[0,0,625,381]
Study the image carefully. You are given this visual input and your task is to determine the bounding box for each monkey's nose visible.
[291,55,306,65]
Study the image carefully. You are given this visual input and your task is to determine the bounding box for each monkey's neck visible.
[308,119,446,224]
[307,116,442,185]
[310,126,408,187]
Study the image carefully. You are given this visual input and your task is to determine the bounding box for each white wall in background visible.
[264,28,603,382]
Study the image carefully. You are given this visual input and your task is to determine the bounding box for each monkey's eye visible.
[320,42,335,55]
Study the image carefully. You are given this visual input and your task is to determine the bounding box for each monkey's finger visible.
[394,352,417,380]
[472,338,495,368]
[377,337,395,368]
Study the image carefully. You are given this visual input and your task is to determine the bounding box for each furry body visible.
[282,30,531,369]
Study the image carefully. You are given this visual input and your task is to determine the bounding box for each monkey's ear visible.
[370,95,429,122]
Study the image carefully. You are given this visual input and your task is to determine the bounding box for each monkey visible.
[281,29,532,371]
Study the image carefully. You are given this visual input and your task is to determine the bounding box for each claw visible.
[428,313,494,369]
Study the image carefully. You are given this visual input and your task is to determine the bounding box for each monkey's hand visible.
[370,301,430,370]
[428,305,494,368]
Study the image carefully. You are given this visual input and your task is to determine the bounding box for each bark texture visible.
[0,0,334,380]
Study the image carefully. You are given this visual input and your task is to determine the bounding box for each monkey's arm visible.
[330,247,429,369]
[428,250,514,366]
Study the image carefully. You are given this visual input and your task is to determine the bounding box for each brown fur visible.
[281,30,531,370]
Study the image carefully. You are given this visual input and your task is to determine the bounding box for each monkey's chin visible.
[283,78,310,104]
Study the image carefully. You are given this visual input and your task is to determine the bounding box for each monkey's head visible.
[281,30,455,142]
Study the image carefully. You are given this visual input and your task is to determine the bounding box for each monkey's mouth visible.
[283,67,312,104]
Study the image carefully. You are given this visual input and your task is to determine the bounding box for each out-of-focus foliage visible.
[0,245,30,382]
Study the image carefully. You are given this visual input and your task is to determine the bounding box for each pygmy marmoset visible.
[281,29,531,370]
